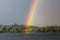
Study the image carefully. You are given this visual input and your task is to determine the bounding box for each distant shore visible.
[0,24,60,33]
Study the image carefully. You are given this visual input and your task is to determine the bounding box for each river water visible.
[0,32,60,40]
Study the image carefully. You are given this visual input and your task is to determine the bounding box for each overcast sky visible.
[0,0,60,26]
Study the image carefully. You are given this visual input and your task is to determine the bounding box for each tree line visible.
[0,24,60,33]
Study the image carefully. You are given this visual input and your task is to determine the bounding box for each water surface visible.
[0,32,60,40]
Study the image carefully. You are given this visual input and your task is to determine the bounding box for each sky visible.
[0,0,60,26]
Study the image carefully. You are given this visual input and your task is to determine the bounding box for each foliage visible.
[0,24,60,33]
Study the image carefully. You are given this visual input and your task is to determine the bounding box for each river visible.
[0,32,60,40]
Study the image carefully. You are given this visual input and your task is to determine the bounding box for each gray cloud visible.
[0,0,60,26]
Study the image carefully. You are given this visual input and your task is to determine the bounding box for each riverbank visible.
[0,24,60,32]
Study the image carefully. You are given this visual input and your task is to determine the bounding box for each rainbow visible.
[24,0,39,34]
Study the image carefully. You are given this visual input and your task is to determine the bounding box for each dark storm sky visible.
[0,0,60,26]
[0,0,32,25]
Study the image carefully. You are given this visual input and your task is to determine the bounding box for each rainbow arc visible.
[24,0,39,34]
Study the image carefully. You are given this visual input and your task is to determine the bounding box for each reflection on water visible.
[0,32,60,40]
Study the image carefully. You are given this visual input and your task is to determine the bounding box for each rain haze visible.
[0,0,60,26]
